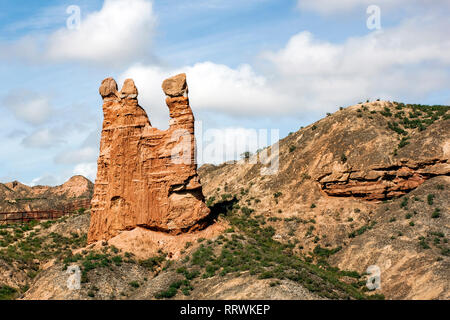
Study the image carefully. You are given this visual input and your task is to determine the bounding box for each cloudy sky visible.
[1,0,449,186]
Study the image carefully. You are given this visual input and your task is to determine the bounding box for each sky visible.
[0,0,449,186]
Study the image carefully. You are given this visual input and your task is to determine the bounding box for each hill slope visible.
[198,101,449,299]
[1,101,448,300]
[0,176,94,212]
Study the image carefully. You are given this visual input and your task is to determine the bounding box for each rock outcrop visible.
[198,100,450,300]
[318,159,449,200]
[88,74,210,243]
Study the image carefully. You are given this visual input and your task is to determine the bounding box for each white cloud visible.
[73,162,97,181]
[296,0,450,14]
[261,17,450,108]
[1,0,156,66]
[2,90,54,125]
[28,174,60,187]
[47,0,155,65]
[120,62,293,129]
[50,0,155,65]
[54,146,98,164]
[121,14,450,121]
[21,128,65,149]
[6,130,27,139]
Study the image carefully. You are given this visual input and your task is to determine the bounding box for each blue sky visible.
[1,0,449,185]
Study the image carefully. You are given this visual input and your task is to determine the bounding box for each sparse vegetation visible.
[240,151,252,160]
[139,254,166,271]
[206,196,215,207]
[431,208,441,219]
[348,222,377,238]
[154,199,377,300]
[398,136,410,149]
[419,237,430,249]
[427,194,435,205]
[380,107,392,117]
[0,284,18,300]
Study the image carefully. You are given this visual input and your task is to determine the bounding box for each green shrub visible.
[380,107,392,117]
[206,196,215,207]
[427,194,435,205]
[313,245,342,257]
[339,270,360,278]
[273,192,282,199]
[139,254,165,271]
[221,193,233,201]
[112,255,123,266]
[398,137,410,148]
[348,222,376,238]
[240,151,252,160]
[241,207,254,216]
[419,238,430,249]
[431,208,441,219]
[387,122,407,135]
[0,285,17,300]
[155,286,178,299]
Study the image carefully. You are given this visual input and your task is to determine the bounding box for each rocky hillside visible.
[1,101,448,300]
[7,211,372,300]
[198,101,450,299]
[0,176,94,212]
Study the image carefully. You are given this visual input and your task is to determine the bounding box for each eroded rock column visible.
[88,74,210,243]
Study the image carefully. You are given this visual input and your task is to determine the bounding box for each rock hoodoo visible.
[88,74,211,243]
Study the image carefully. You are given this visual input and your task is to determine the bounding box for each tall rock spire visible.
[88,74,210,243]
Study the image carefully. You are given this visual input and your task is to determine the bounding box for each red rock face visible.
[88,74,210,243]
[319,159,449,200]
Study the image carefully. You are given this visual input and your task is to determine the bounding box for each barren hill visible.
[1,101,448,300]
[0,175,94,213]
[198,100,450,299]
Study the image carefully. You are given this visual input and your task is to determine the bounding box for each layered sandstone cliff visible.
[88,74,210,243]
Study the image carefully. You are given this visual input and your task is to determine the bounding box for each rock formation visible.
[198,100,449,300]
[318,159,449,200]
[88,74,210,243]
